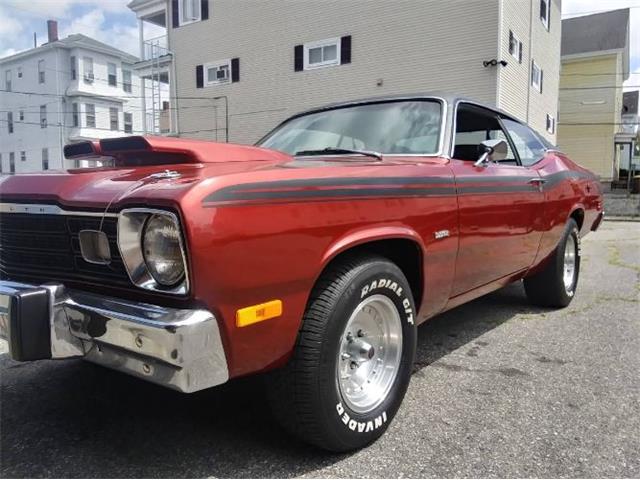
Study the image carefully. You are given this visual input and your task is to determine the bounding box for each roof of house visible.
[0,33,138,64]
[623,91,639,116]
[561,9,629,56]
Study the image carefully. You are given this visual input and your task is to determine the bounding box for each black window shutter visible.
[518,42,523,63]
[540,69,543,93]
[201,0,209,20]
[294,45,303,72]
[172,0,179,27]
[231,58,240,82]
[341,35,352,64]
[196,64,204,88]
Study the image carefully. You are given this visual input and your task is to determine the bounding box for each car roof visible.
[291,92,518,122]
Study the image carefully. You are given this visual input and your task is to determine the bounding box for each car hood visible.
[0,159,293,211]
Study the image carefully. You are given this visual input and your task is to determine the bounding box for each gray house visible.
[128,0,562,145]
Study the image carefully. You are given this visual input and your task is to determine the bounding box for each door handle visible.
[528,177,547,191]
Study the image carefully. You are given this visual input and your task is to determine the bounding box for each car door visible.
[449,103,545,296]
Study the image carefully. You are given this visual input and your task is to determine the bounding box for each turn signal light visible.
[236,300,283,327]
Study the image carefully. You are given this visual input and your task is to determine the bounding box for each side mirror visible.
[474,139,508,167]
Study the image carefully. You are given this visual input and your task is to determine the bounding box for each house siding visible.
[557,54,621,179]
[498,0,561,142]
[170,0,501,145]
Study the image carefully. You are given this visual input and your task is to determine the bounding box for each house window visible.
[9,152,15,173]
[7,112,13,134]
[40,105,47,128]
[70,56,76,80]
[205,60,231,85]
[508,30,523,63]
[179,0,201,25]
[17,67,22,78]
[546,114,555,134]
[108,62,117,86]
[38,60,45,83]
[531,60,542,92]
[304,38,340,69]
[83,57,94,83]
[20,151,26,162]
[85,103,96,127]
[5,70,11,91]
[124,112,133,133]
[110,107,119,131]
[540,0,550,30]
[72,103,79,127]
[19,110,24,121]
[122,69,132,92]
[42,148,49,170]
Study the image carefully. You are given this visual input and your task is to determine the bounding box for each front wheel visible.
[524,218,581,308]
[267,255,417,452]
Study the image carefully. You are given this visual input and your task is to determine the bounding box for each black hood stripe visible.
[202,170,597,205]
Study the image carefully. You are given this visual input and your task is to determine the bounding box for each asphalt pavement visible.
[1,220,639,478]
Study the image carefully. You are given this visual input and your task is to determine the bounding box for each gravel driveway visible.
[1,220,638,478]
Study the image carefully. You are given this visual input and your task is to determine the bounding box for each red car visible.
[0,95,603,451]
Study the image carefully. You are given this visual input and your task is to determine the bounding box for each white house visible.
[128,0,562,146]
[0,21,144,174]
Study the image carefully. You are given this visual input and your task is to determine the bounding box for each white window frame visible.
[204,59,231,86]
[38,60,45,84]
[108,62,117,87]
[70,56,76,80]
[179,0,201,25]
[540,0,550,30]
[7,112,13,134]
[20,151,26,162]
[5,69,11,91]
[83,56,94,84]
[42,148,49,170]
[122,69,132,93]
[72,103,79,127]
[546,114,555,134]
[19,110,24,121]
[17,66,22,78]
[124,112,133,133]
[40,104,47,128]
[109,107,119,131]
[531,60,542,92]
[304,37,341,70]
[9,152,15,173]
[85,103,96,128]
[508,30,522,63]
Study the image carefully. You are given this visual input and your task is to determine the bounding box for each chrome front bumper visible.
[0,280,229,393]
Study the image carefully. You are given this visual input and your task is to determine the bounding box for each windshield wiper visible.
[295,147,383,161]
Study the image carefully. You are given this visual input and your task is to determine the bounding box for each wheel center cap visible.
[348,339,375,361]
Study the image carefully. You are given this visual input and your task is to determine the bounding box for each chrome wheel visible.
[337,294,403,414]
[563,234,577,293]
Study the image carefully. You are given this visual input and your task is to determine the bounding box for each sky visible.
[0,0,639,87]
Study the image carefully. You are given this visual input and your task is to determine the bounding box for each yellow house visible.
[557,9,630,183]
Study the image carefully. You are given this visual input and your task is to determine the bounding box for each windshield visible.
[258,100,443,156]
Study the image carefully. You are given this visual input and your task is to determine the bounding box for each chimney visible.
[47,20,58,43]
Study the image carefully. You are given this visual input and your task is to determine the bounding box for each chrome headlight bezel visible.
[117,208,189,295]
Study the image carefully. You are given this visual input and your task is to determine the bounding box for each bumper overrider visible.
[0,280,229,393]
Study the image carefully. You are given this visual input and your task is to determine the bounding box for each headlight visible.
[117,208,189,295]
[142,214,185,286]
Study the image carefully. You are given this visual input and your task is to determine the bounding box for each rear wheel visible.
[267,255,417,452]
[524,218,580,308]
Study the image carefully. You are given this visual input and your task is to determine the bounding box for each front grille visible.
[0,212,131,287]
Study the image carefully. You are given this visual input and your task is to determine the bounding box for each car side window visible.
[500,118,547,166]
[453,104,517,164]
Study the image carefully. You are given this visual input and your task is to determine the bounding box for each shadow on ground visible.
[0,283,545,478]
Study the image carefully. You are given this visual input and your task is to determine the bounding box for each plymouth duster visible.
[0,94,604,451]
